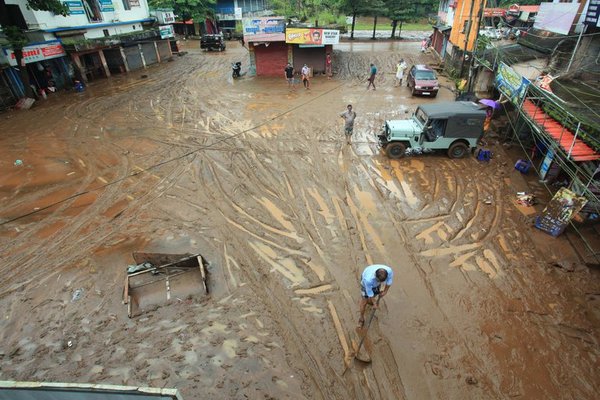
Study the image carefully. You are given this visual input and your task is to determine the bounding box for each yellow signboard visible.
[285,28,339,45]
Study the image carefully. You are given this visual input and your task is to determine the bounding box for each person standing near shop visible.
[367,63,377,91]
[395,59,407,87]
[301,64,311,90]
[326,53,332,80]
[284,63,295,90]
[340,104,357,145]
[358,264,393,327]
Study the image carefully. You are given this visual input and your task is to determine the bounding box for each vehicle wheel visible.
[411,87,416,96]
[432,92,438,98]
[386,142,406,159]
[448,142,468,159]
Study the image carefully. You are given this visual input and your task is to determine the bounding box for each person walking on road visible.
[301,64,311,90]
[358,264,393,327]
[326,53,332,80]
[367,63,377,91]
[284,63,295,90]
[395,59,407,87]
[340,104,357,145]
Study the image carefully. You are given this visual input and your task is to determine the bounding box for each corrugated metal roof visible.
[522,100,600,162]
[0,381,183,400]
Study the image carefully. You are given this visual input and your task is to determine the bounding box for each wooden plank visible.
[127,296,132,318]
[123,275,129,304]
[327,300,350,361]
[127,253,203,278]
[197,256,208,294]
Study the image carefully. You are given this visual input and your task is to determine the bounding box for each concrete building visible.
[0,0,174,107]
[214,0,272,37]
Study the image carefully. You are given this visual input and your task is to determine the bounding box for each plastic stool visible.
[515,159,531,174]
[477,149,492,162]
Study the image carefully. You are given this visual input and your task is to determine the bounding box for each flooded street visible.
[1,40,599,399]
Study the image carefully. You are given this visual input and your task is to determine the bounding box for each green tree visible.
[386,0,415,39]
[0,0,68,98]
[338,0,371,39]
[362,0,386,40]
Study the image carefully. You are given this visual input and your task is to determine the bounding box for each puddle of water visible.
[249,241,306,287]
[200,321,230,336]
[294,284,333,295]
[222,338,238,358]
[415,221,444,244]
[307,188,334,223]
[354,188,378,216]
[102,198,128,218]
[35,221,66,239]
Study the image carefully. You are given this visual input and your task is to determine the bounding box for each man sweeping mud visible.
[358,265,393,327]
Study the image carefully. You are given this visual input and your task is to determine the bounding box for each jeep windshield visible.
[415,71,436,80]
[413,108,427,127]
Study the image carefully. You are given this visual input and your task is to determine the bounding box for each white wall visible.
[6,0,150,31]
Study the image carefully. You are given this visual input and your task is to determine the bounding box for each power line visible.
[0,82,346,226]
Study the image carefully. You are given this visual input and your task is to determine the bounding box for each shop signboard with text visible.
[0,41,66,66]
[535,187,587,237]
[159,25,175,39]
[99,0,114,12]
[242,17,286,42]
[495,62,530,104]
[63,0,85,15]
[285,28,339,45]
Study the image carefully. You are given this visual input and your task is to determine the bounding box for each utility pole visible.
[467,1,485,92]
[459,0,477,78]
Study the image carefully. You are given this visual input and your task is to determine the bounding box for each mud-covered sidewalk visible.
[0,40,599,400]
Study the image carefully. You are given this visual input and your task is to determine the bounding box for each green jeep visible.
[378,101,486,159]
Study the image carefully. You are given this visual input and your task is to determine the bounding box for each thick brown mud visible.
[0,40,599,399]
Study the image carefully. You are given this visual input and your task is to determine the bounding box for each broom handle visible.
[356,296,381,355]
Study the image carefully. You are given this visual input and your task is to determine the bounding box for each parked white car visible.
[480,27,501,40]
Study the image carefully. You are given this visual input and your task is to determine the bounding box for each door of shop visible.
[81,52,106,81]
[124,46,144,71]
[141,43,158,65]
[254,42,288,76]
[292,46,326,75]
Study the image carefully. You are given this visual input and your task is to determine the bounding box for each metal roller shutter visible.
[293,46,326,75]
[142,42,158,65]
[124,46,143,71]
[254,42,288,77]
[157,41,171,60]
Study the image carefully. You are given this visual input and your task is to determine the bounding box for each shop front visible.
[0,40,74,100]
[243,17,287,77]
[285,28,338,76]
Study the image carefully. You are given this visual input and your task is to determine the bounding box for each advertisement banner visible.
[285,28,339,45]
[159,25,174,39]
[242,17,286,42]
[495,62,530,104]
[63,0,84,15]
[539,149,554,181]
[535,187,588,237]
[1,41,66,66]
[99,0,114,12]
[584,0,600,26]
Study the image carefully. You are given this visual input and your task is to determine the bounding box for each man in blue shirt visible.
[359,264,393,327]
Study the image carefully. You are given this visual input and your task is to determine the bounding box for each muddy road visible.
[1,40,599,399]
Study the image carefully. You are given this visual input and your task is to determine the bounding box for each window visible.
[122,0,131,10]
[461,20,470,34]
[103,29,109,37]
[83,0,103,22]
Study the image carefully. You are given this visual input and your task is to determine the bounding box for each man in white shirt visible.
[301,64,311,90]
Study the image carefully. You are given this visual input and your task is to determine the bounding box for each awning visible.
[522,100,600,162]
[433,24,451,32]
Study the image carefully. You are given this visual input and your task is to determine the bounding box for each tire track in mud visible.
[2,43,598,399]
